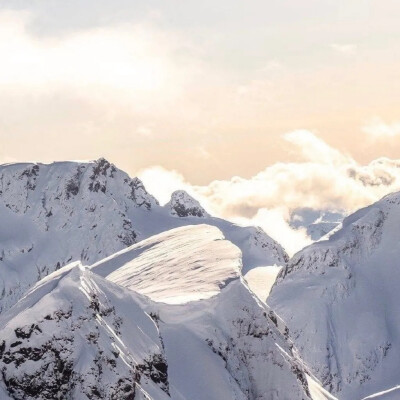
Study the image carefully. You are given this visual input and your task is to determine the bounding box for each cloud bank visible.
[139,131,400,256]
[362,117,400,139]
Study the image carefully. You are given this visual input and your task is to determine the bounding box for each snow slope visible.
[0,159,287,313]
[244,265,282,302]
[0,159,157,313]
[1,224,315,400]
[92,225,241,304]
[362,385,400,400]
[269,191,400,400]
[92,224,313,399]
[0,263,170,400]
[156,280,311,400]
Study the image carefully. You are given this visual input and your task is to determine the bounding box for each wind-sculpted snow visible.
[0,263,170,400]
[0,159,288,313]
[269,191,400,400]
[92,225,241,304]
[92,224,313,399]
[1,224,319,400]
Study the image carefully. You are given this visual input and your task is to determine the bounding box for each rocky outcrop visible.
[0,160,288,317]
[167,190,209,218]
[92,224,313,399]
[0,265,170,400]
[0,159,157,313]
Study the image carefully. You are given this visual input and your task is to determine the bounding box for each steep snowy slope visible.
[0,263,170,400]
[0,159,287,313]
[244,265,282,301]
[0,159,158,313]
[92,225,241,304]
[1,224,323,400]
[92,224,313,400]
[131,192,288,275]
[361,386,400,400]
[269,191,400,400]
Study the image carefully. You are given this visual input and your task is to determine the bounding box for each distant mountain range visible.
[289,208,345,241]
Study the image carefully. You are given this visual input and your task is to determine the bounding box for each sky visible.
[1,1,400,253]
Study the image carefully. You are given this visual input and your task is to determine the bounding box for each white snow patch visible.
[362,385,400,399]
[307,375,339,400]
[92,224,242,304]
[244,265,282,302]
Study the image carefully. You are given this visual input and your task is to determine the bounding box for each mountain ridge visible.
[269,191,400,399]
[0,224,317,400]
[0,158,288,313]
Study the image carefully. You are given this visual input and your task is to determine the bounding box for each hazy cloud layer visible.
[1,3,399,254]
[139,131,400,255]
[1,4,400,184]
[362,117,400,139]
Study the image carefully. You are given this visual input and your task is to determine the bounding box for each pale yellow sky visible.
[0,1,400,185]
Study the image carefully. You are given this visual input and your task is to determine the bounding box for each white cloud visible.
[330,43,357,55]
[137,166,192,205]
[231,208,312,257]
[362,117,400,139]
[0,10,195,107]
[283,130,351,165]
[139,131,400,256]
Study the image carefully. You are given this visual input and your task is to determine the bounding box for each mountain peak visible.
[269,190,400,399]
[0,160,288,317]
[0,263,170,399]
[167,190,209,218]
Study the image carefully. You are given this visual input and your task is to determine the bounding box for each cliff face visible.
[269,192,400,400]
[0,159,158,312]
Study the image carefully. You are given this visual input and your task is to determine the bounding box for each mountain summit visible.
[0,159,287,313]
[0,223,316,399]
[167,190,209,218]
[269,191,400,400]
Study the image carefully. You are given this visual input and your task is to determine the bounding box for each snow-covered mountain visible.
[0,264,170,400]
[92,224,315,399]
[269,192,400,400]
[0,159,287,314]
[8,157,400,399]
[91,224,241,304]
[289,208,345,241]
[0,224,321,400]
[167,190,209,218]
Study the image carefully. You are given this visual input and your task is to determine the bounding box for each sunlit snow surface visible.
[0,263,170,399]
[244,265,282,302]
[270,192,400,400]
[0,159,336,399]
[362,385,400,399]
[0,159,288,313]
[92,224,241,304]
[92,224,314,399]
[0,224,316,399]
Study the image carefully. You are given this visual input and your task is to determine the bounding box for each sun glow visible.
[0,12,171,95]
